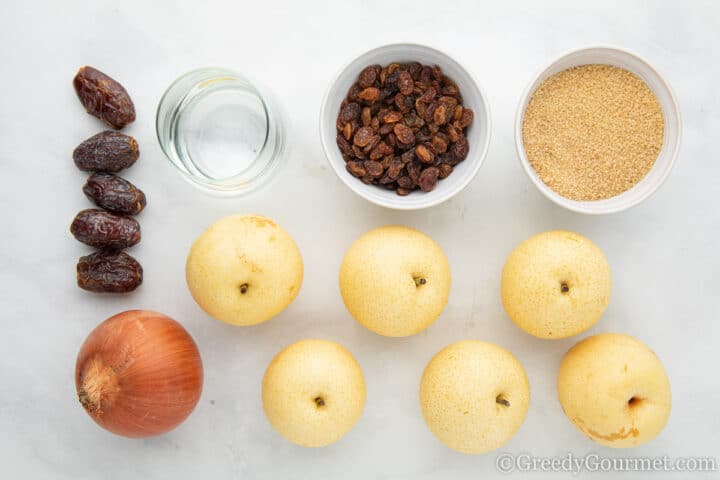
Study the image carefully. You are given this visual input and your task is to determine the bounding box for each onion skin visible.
[75,310,203,438]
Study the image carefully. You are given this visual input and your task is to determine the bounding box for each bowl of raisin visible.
[320,43,491,210]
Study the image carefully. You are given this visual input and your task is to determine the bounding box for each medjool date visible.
[73,131,139,172]
[77,250,142,293]
[70,209,141,249]
[73,66,136,129]
[83,173,146,215]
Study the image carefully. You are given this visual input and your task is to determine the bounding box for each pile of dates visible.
[336,63,473,195]
[70,67,145,293]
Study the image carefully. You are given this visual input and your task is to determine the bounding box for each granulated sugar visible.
[522,64,664,201]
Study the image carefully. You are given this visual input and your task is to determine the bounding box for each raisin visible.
[73,131,139,173]
[419,66,433,84]
[361,107,372,126]
[451,136,470,160]
[83,173,146,215]
[358,66,378,89]
[443,85,460,97]
[439,163,454,179]
[384,70,400,91]
[447,123,461,143]
[403,112,424,129]
[377,142,394,156]
[352,145,366,159]
[383,111,403,123]
[439,96,458,111]
[340,102,361,124]
[387,157,404,179]
[394,93,407,112]
[77,250,142,293]
[379,123,394,135]
[440,152,462,167]
[418,87,436,103]
[415,145,435,164]
[343,122,353,141]
[394,124,415,144]
[365,160,384,178]
[73,66,135,129]
[70,209,141,249]
[415,100,427,118]
[433,104,448,125]
[398,70,414,95]
[459,108,474,128]
[347,83,361,101]
[353,127,374,147]
[358,87,380,103]
[431,66,443,81]
[407,161,422,183]
[453,105,464,122]
[432,135,448,154]
[416,127,432,143]
[337,134,354,157]
[401,150,416,164]
[406,62,423,80]
[418,167,440,192]
[396,187,411,196]
[397,176,414,189]
[363,135,381,153]
[424,102,437,124]
[346,161,366,177]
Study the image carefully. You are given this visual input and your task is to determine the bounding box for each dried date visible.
[73,131,139,172]
[77,250,142,293]
[70,209,141,249]
[83,173,146,215]
[73,66,135,129]
[336,62,474,195]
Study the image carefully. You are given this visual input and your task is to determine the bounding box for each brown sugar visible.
[522,64,664,201]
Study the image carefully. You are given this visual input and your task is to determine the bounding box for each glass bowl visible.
[156,68,284,195]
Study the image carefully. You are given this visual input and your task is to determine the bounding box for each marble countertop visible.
[1,1,718,478]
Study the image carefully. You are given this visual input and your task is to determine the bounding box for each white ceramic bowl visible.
[320,44,491,210]
[514,46,681,214]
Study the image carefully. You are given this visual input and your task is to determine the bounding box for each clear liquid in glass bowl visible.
[157,68,284,194]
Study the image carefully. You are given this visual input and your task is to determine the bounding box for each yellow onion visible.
[75,310,203,438]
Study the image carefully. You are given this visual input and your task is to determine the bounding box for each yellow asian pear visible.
[501,230,611,339]
[262,339,366,447]
[557,333,671,448]
[186,215,303,326]
[339,226,451,337]
[420,340,530,454]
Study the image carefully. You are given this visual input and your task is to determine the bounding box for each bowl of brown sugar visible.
[515,46,681,214]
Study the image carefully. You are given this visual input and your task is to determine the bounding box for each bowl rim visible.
[513,44,682,215]
[319,42,492,210]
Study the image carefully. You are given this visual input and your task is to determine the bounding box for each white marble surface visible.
[1,1,719,478]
